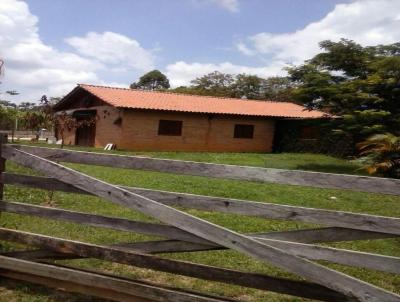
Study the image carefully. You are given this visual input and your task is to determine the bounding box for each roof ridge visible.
[77,83,295,104]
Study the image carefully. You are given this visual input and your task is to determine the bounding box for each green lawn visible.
[1,146,399,302]
[12,142,365,174]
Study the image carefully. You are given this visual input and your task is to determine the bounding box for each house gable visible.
[54,87,111,111]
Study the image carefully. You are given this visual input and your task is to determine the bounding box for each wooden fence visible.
[0,139,399,302]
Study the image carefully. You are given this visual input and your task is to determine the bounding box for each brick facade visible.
[119,109,275,152]
[58,106,275,152]
[58,106,123,148]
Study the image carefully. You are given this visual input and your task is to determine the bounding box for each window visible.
[158,120,183,136]
[234,124,254,139]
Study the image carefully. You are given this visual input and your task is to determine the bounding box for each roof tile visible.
[77,84,328,119]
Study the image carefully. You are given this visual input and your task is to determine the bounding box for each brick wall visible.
[119,110,275,152]
[57,106,122,147]
[94,106,123,147]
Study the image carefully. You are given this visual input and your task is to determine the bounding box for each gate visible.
[1,137,399,302]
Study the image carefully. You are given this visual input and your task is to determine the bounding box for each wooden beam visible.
[11,144,400,195]
[4,173,400,236]
[6,228,398,276]
[2,200,394,246]
[3,146,399,302]
[3,172,85,194]
[251,227,394,243]
[115,238,400,275]
[253,237,400,275]
[131,187,400,236]
[1,272,154,302]
[1,249,75,260]
[2,201,399,274]
[0,228,348,302]
[0,200,210,245]
[114,240,221,254]
[0,255,237,302]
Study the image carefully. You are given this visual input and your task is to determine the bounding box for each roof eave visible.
[53,85,82,111]
[117,106,329,119]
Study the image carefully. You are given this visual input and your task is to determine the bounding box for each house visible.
[53,84,328,152]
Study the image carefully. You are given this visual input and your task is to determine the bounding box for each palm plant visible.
[357,133,400,178]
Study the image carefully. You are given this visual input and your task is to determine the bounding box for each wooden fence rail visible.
[2,200,399,274]
[11,144,400,195]
[4,172,400,235]
[0,142,399,302]
[0,255,238,302]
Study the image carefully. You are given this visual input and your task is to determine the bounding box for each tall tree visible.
[171,72,294,101]
[190,71,234,97]
[288,39,400,142]
[130,70,170,90]
[231,74,263,99]
[261,76,294,102]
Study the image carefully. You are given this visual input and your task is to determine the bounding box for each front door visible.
[74,110,96,147]
[75,122,96,147]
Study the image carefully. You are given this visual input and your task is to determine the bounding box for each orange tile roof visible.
[71,84,328,119]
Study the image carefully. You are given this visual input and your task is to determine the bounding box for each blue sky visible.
[26,0,340,65]
[1,0,400,102]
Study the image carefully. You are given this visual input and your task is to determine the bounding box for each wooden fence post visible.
[0,133,6,201]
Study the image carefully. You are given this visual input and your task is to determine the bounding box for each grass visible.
[13,141,364,174]
[1,144,399,302]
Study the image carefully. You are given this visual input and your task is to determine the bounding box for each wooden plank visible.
[7,228,398,276]
[1,272,153,302]
[12,144,400,195]
[2,200,393,247]
[131,187,400,236]
[0,200,210,245]
[251,227,395,243]
[114,240,221,254]
[1,249,75,260]
[254,237,400,275]
[113,238,400,275]
[5,173,400,237]
[0,264,243,302]
[0,228,348,302]
[2,201,399,274]
[116,238,400,275]
[0,255,237,302]
[3,172,85,194]
[3,147,399,302]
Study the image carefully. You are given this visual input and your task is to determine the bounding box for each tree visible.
[190,71,234,97]
[23,96,54,136]
[130,70,170,90]
[357,133,400,178]
[288,39,400,143]
[0,105,17,130]
[171,72,294,101]
[21,95,98,148]
[261,76,294,102]
[231,74,263,99]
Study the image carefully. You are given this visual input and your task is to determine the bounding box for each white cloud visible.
[165,61,286,87]
[2,0,399,102]
[209,0,239,13]
[66,31,154,72]
[0,0,153,102]
[238,0,400,65]
[235,42,255,56]
[168,0,400,87]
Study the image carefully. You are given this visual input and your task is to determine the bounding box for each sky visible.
[1,0,400,103]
